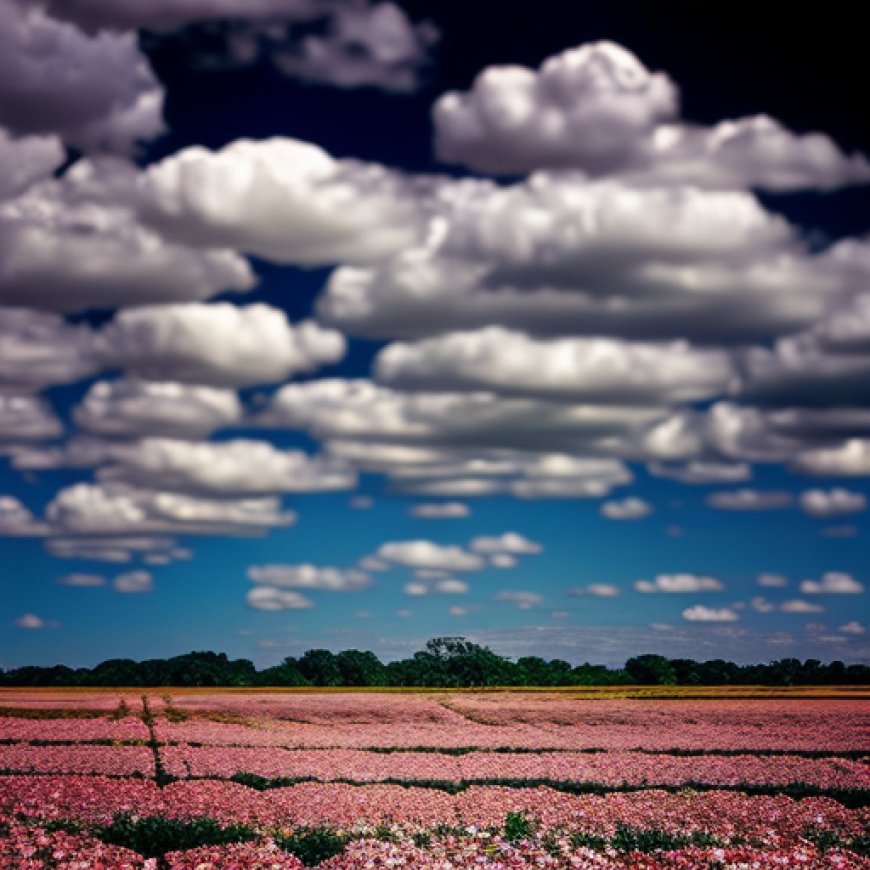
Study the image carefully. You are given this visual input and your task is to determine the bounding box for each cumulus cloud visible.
[433,40,870,190]
[706,489,793,510]
[57,572,107,587]
[758,572,788,588]
[0,128,65,201]
[246,587,314,611]
[496,590,543,609]
[839,621,865,635]
[470,532,542,555]
[794,439,870,476]
[800,572,864,594]
[682,605,739,622]
[0,165,254,313]
[15,613,47,629]
[44,535,189,564]
[0,396,63,442]
[80,437,356,497]
[489,553,517,569]
[568,583,620,597]
[410,502,470,518]
[635,574,724,593]
[376,540,484,572]
[780,599,825,613]
[800,488,867,517]
[647,461,752,484]
[45,482,295,537]
[376,329,733,405]
[600,497,652,520]
[112,570,153,593]
[74,378,243,440]
[0,496,50,536]
[0,309,100,393]
[142,138,426,266]
[98,303,345,388]
[0,0,164,153]
[247,564,370,591]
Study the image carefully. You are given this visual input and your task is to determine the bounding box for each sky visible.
[1,0,869,669]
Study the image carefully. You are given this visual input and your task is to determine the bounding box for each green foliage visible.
[411,830,432,848]
[503,811,536,842]
[109,698,131,720]
[611,824,691,852]
[568,831,608,850]
[624,654,677,686]
[275,827,349,866]
[94,814,257,858]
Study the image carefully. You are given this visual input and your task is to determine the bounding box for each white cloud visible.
[0,309,100,393]
[0,0,164,153]
[376,539,484,572]
[750,596,776,613]
[0,165,254,313]
[112,570,153,593]
[433,41,870,190]
[358,555,390,572]
[682,605,739,622]
[0,396,63,442]
[376,329,734,405]
[45,482,295,537]
[569,583,620,597]
[0,496,50,536]
[635,574,723,593]
[15,613,46,629]
[57,573,107,587]
[780,599,825,613]
[410,502,470,518]
[449,606,467,616]
[349,495,374,510]
[706,489,793,510]
[800,571,864,594]
[99,303,345,388]
[647,461,752,484]
[495,590,543,609]
[403,581,429,596]
[489,553,517,569]
[0,128,65,201]
[839,621,865,635]
[758,572,788,588]
[247,564,370,591]
[470,532,542,555]
[434,578,468,594]
[246,587,314,611]
[75,379,243,440]
[86,437,356,496]
[600,496,652,520]
[794,439,870,476]
[142,137,426,266]
[800,488,867,517]
[45,536,187,563]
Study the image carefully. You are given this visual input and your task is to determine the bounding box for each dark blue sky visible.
[1,0,868,668]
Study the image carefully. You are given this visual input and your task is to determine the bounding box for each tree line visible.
[2,638,868,687]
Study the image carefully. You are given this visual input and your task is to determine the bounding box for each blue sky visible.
[1,0,868,668]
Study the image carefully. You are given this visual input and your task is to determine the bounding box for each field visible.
[1,689,868,868]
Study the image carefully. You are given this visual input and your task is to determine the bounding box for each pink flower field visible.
[1,691,868,867]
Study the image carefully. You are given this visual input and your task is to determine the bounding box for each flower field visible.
[0,691,868,867]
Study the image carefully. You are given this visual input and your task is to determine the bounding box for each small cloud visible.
[349,496,374,510]
[246,587,314,611]
[800,488,866,518]
[682,605,739,622]
[434,578,469,594]
[750,596,776,613]
[403,581,429,596]
[449,606,467,616]
[569,583,620,597]
[396,608,412,618]
[496,590,543,610]
[551,610,570,619]
[470,532,542,555]
[57,573,107,587]
[15,613,47,629]
[839,620,865,635]
[490,553,517,569]
[112,571,153,594]
[758,572,788,588]
[800,571,864,594]
[354,610,371,619]
[781,599,825,613]
[650,622,672,631]
[358,556,391,572]
[600,496,652,520]
[706,489,793,510]
[635,573,723,593]
[410,501,470,518]
[665,525,685,538]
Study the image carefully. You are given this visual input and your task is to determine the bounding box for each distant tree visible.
[335,649,387,686]
[624,654,677,685]
[297,649,343,686]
